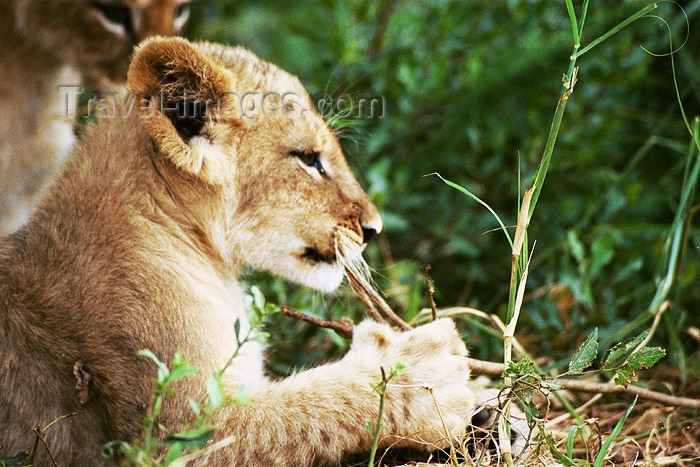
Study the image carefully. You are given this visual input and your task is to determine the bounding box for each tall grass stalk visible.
[498,1,663,462]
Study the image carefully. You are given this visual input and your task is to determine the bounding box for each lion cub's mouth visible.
[301,247,336,264]
[300,227,365,266]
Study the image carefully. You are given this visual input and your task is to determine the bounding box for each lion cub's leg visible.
[204,319,475,466]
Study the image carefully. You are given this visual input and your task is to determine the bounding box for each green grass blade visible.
[429,172,513,247]
[566,425,580,460]
[577,3,658,57]
[565,0,580,46]
[579,0,590,38]
[593,396,638,467]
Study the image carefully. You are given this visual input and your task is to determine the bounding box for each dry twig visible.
[280,306,354,339]
[32,427,58,467]
[466,359,700,409]
[345,266,412,331]
[280,270,700,411]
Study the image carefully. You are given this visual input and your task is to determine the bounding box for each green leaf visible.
[614,364,636,387]
[503,356,536,379]
[100,442,117,459]
[188,397,201,416]
[152,396,163,416]
[566,425,578,459]
[590,231,617,277]
[602,330,648,369]
[0,452,28,466]
[234,318,242,341]
[594,397,637,467]
[522,399,539,425]
[207,372,225,410]
[167,362,198,385]
[251,285,265,311]
[164,426,215,450]
[577,3,658,57]
[263,303,280,316]
[627,347,665,370]
[543,431,575,466]
[138,349,170,382]
[233,385,252,405]
[566,230,586,265]
[251,331,271,342]
[164,442,184,465]
[568,328,598,374]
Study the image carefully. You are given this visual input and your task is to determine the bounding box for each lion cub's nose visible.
[360,215,382,244]
[359,200,382,244]
[361,226,378,244]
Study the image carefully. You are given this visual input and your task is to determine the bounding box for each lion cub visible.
[0,0,190,237]
[0,37,477,466]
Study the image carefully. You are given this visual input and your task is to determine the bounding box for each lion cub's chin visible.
[296,261,346,293]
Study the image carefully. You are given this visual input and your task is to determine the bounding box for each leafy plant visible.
[366,362,404,467]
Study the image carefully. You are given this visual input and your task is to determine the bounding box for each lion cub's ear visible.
[128,36,234,182]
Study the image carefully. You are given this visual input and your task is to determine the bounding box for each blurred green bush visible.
[185,1,699,369]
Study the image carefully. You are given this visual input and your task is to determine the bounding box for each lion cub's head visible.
[127,37,382,292]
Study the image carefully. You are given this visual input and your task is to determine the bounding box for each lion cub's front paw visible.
[346,319,476,448]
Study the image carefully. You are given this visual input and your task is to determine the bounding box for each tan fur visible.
[0,37,477,466]
[0,0,190,237]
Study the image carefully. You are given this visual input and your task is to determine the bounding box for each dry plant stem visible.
[465,357,509,376]
[279,306,354,339]
[425,386,459,467]
[345,267,413,331]
[278,310,700,409]
[464,357,700,409]
[172,437,237,466]
[547,379,700,410]
[422,265,438,321]
[345,273,386,325]
[634,300,670,354]
[501,188,534,465]
[33,427,58,467]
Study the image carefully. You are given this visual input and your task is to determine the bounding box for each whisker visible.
[336,230,412,331]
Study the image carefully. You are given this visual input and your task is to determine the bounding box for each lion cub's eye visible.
[175,3,190,21]
[92,1,131,27]
[291,150,326,176]
[174,3,191,28]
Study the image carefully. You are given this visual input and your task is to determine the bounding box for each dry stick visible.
[344,273,387,325]
[465,358,700,410]
[425,386,460,467]
[422,264,438,322]
[466,357,508,376]
[280,306,354,340]
[279,309,700,409]
[33,427,58,467]
[345,267,413,331]
[547,379,700,410]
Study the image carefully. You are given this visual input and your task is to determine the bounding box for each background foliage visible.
[186,1,699,376]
